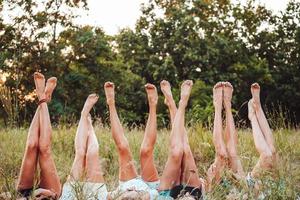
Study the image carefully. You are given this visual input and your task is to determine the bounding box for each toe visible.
[214,82,222,89]
[89,93,97,97]
[34,72,44,79]
[251,83,260,89]
[48,77,57,83]
[104,82,114,88]
[145,83,155,89]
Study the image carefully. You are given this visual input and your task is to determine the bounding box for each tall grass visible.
[0,124,299,199]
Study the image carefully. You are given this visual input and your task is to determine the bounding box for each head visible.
[32,188,57,200]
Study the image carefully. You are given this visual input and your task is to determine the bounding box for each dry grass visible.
[0,124,299,199]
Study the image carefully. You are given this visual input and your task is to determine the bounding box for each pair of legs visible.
[104,82,159,182]
[17,72,61,198]
[68,94,104,183]
[248,83,276,178]
[206,82,244,191]
[159,80,202,192]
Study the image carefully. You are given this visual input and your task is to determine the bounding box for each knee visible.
[261,152,273,167]
[86,144,99,159]
[227,148,237,158]
[39,144,51,155]
[26,140,38,152]
[75,148,86,159]
[140,145,153,158]
[117,141,130,155]
[170,144,184,162]
[216,150,228,161]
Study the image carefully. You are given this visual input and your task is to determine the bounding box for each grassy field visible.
[0,124,299,199]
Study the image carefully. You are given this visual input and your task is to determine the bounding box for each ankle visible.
[107,100,115,106]
[224,103,232,111]
[178,100,187,108]
[38,93,47,101]
[81,110,88,117]
[167,103,177,112]
[214,106,222,113]
[149,102,157,108]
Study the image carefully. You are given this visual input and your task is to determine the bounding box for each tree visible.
[0,0,87,126]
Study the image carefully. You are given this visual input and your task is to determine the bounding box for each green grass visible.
[0,124,299,199]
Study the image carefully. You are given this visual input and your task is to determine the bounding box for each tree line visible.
[0,0,299,127]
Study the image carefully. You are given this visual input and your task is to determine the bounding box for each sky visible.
[76,0,289,35]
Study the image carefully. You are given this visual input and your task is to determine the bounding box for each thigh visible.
[118,146,138,181]
[86,150,105,182]
[181,151,201,188]
[119,156,138,181]
[159,156,182,190]
[39,154,61,196]
[207,155,226,185]
[140,152,159,182]
[17,148,38,190]
[17,110,40,190]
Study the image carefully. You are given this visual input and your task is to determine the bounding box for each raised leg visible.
[159,80,193,190]
[160,80,177,125]
[85,115,105,183]
[251,83,276,156]
[223,82,244,178]
[161,80,201,188]
[37,76,61,195]
[248,100,273,178]
[104,82,137,181]
[161,80,181,184]
[140,84,159,182]
[17,72,45,190]
[16,107,40,190]
[69,94,99,181]
[206,82,228,191]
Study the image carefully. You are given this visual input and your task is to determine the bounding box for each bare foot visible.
[82,94,99,116]
[45,77,57,102]
[251,83,261,110]
[160,80,175,107]
[248,99,256,121]
[213,82,223,111]
[34,72,46,100]
[223,81,233,110]
[145,83,158,106]
[104,82,115,105]
[179,80,193,107]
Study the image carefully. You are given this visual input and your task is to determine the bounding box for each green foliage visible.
[0,0,300,126]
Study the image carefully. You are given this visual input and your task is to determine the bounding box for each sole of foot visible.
[180,80,193,106]
[160,80,174,107]
[213,82,223,109]
[223,81,233,109]
[145,83,158,105]
[104,82,115,105]
[45,77,57,102]
[34,72,46,100]
[82,94,99,116]
[251,83,261,110]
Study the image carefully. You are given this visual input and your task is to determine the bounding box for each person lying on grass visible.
[206,82,277,195]
[104,81,160,200]
[206,82,245,191]
[16,72,61,200]
[59,94,109,200]
[247,83,277,189]
[157,80,204,200]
